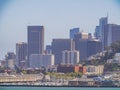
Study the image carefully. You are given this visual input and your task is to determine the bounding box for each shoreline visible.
[0,85,119,88]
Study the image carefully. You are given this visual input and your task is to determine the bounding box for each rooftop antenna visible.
[107,12,109,23]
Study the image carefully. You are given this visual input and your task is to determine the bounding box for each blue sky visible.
[0,0,120,59]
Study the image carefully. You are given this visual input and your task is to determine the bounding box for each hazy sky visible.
[0,0,120,59]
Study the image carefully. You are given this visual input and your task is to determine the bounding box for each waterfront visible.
[0,86,120,90]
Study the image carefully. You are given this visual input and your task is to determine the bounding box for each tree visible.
[21,70,27,74]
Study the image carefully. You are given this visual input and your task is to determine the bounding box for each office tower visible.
[74,39,87,61]
[16,42,27,69]
[52,39,74,65]
[46,45,52,54]
[87,39,102,57]
[88,33,92,40]
[99,16,108,50]
[62,50,79,65]
[5,52,15,69]
[5,52,15,60]
[74,31,89,40]
[103,24,120,48]
[28,26,44,67]
[99,16,108,39]
[30,54,54,68]
[70,28,80,39]
[94,26,100,39]
[74,36,102,61]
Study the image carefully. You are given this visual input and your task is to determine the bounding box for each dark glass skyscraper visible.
[27,26,44,67]
[52,39,73,65]
[16,42,27,68]
[70,28,80,39]
[94,16,108,50]
[99,17,108,39]
[94,26,100,39]
[104,24,120,48]
[74,39,102,61]
[99,16,108,50]
[73,31,102,61]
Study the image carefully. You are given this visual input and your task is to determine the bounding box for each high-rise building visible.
[94,26,100,39]
[62,50,79,65]
[5,52,15,60]
[5,52,15,69]
[104,24,120,48]
[74,38,102,61]
[30,54,54,68]
[16,42,27,69]
[74,32,86,61]
[74,31,89,40]
[88,33,92,40]
[99,17,108,39]
[52,39,74,65]
[70,28,80,39]
[28,26,44,67]
[74,39,88,61]
[87,39,102,57]
[46,45,52,54]
[99,16,108,50]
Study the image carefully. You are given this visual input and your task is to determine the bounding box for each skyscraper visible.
[70,28,80,39]
[74,39,88,61]
[52,39,74,65]
[104,24,120,48]
[74,35,102,61]
[74,31,89,40]
[99,16,108,50]
[46,45,52,54]
[94,26,100,39]
[87,39,102,57]
[99,17,108,39]
[28,26,44,67]
[16,42,27,68]
[94,16,108,50]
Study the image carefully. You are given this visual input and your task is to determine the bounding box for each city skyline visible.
[0,0,120,59]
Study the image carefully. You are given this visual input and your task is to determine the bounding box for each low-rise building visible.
[86,65,104,75]
[68,78,95,86]
[0,74,43,83]
[107,53,120,64]
[57,65,79,73]
[114,53,120,63]
[30,54,54,68]
[79,66,86,74]
[57,64,86,74]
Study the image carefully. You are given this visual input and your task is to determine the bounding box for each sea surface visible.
[0,86,120,90]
